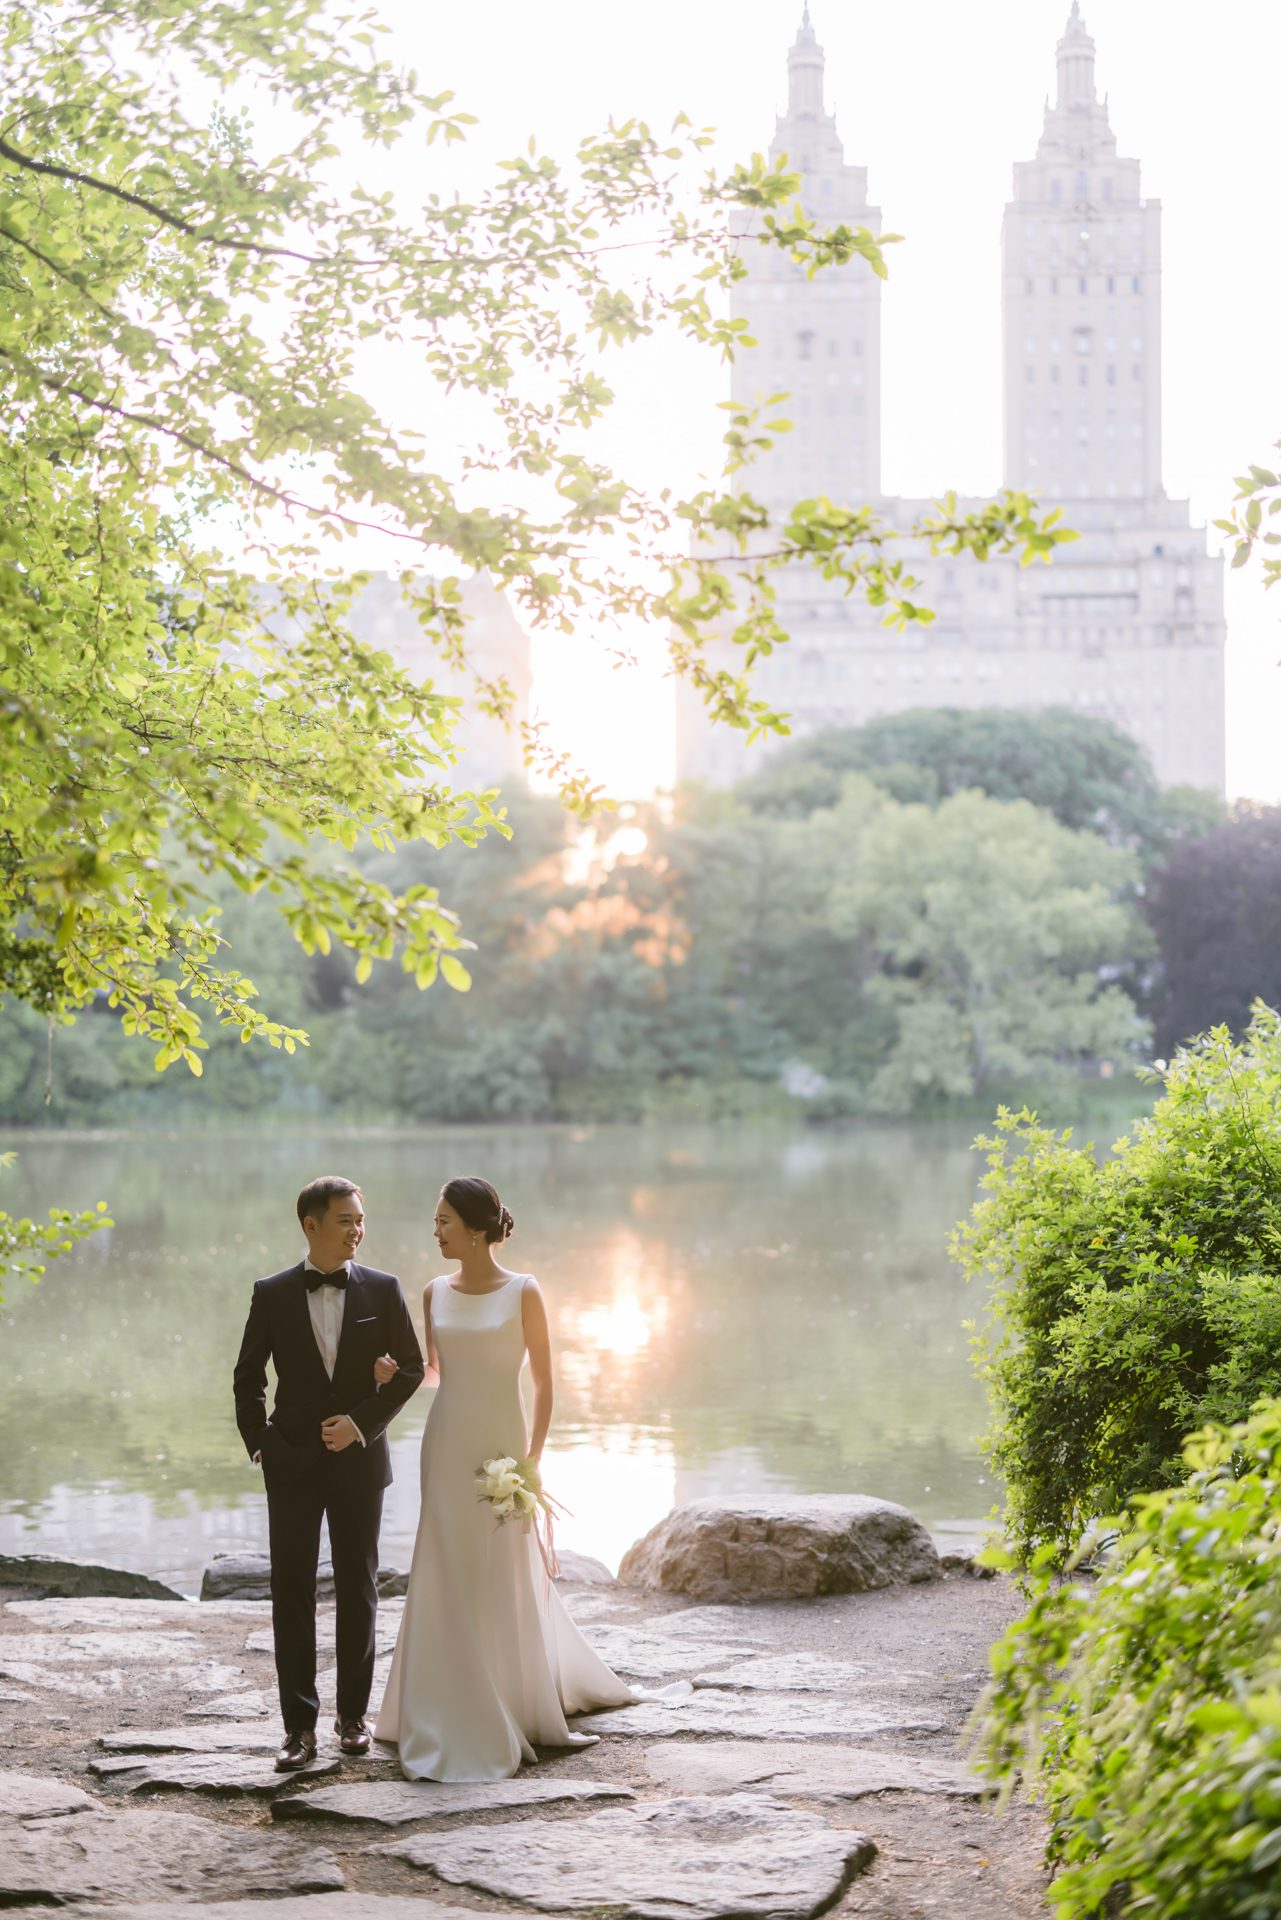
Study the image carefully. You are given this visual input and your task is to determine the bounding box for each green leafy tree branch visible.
[0,0,1074,1282]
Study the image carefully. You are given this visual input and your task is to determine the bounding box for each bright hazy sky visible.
[342,1,1281,801]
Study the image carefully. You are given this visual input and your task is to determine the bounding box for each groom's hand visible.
[321,1414,361,1453]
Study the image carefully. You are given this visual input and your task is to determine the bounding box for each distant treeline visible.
[2,707,1275,1125]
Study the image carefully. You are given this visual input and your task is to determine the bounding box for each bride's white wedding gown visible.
[375,1273,636,1781]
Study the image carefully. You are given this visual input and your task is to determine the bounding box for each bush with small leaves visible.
[974,1399,1281,1920]
[952,1003,1281,1562]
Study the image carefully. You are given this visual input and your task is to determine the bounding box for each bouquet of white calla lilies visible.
[476,1454,545,1522]
[475,1454,568,1593]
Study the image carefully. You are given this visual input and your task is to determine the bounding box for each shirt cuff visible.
[351,1420,366,1447]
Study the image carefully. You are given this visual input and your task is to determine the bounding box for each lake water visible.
[0,1121,1002,1592]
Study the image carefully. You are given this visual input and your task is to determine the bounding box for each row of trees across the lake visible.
[2,703,1272,1128]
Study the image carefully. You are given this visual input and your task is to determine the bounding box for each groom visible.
[233,1175,424,1770]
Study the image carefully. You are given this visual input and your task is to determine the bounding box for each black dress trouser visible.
[265,1462,383,1731]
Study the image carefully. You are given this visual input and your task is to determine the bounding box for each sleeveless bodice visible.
[427,1274,528,1463]
[431,1273,528,1385]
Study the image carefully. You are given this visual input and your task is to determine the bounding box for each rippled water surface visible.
[0,1122,1003,1590]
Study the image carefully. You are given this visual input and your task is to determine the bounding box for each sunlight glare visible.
[580,1290,652,1358]
[607,826,648,861]
[540,1432,677,1573]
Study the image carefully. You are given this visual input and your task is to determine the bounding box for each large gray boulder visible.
[617,1497,941,1603]
[0,1554,182,1602]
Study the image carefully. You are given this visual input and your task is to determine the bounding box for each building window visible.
[1107,364,1117,385]
[797,331,814,359]
[1106,275,1115,293]
[1074,169,1088,199]
[1049,335,1061,353]
[1078,364,1089,386]
[1132,276,1142,293]
[853,339,862,357]
[1130,334,1142,350]
[1078,276,1087,294]
[1132,362,1142,381]
[1103,177,1115,201]
[1074,328,1091,353]
[1025,336,1037,354]
[1051,178,1063,203]
[1051,365,1061,385]
[1024,276,1034,294]
[828,339,839,356]
[1025,365,1036,384]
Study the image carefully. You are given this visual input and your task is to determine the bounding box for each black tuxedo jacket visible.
[233,1261,424,1491]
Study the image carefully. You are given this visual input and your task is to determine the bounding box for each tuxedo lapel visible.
[332,1265,367,1387]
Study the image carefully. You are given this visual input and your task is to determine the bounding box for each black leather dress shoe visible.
[335,1716,371,1756]
[274,1729,318,1772]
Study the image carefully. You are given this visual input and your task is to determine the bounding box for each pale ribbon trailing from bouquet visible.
[527,1502,561,1604]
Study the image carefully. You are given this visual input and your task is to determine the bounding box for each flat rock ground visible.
[0,1572,1049,1920]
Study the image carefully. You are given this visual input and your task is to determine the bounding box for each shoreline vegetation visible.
[7,709,1272,1140]
[0,1078,1159,1139]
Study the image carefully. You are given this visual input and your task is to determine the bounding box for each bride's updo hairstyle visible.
[442,1175,514,1245]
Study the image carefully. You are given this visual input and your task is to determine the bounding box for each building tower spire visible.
[788,6,825,119]
[1056,3,1098,109]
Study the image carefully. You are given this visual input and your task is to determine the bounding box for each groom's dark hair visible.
[297,1175,363,1227]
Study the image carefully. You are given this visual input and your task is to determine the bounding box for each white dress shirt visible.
[304,1257,348,1378]
[303,1257,365,1445]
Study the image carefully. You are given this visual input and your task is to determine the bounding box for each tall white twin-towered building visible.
[676,5,1227,794]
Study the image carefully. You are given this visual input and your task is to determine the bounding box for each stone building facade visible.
[676,5,1226,794]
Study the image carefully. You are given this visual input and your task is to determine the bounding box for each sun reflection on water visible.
[555,1232,670,1376]
[537,1237,677,1568]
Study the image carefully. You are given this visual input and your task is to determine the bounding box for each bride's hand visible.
[373,1353,398,1386]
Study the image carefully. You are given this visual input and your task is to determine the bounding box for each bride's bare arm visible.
[420,1283,441,1388]
[522,1279,553,1463]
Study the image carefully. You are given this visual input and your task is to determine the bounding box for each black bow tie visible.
[306,1269,348,1292]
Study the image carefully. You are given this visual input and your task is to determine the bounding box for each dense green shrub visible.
[975,1400,1281,1920]
[952,1005,1281,1561]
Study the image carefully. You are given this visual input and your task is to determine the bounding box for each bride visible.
[372,1174,636,1781]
